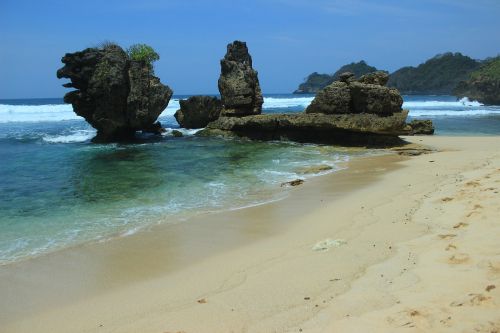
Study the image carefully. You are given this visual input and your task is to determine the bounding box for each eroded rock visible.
[405,119,435,135]
[174,96,222,129]
[218,41,263,116]
[57,45,172,142]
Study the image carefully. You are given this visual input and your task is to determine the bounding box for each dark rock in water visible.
[57,45,172,142]
[281,179,304,187]
[218,41,263,116]
[454,57,500,105]
[171,130,184,137]
[127,60,172,130]
[199,111,409,146]
[405,119,435,135]
[174,96,222,129]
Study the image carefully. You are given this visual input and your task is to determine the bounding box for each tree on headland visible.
[127,44,160,72]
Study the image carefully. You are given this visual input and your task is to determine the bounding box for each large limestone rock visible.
[306,71,403,115]
[57,45,172,142]
[218,41,263,116]
[304,82,351,114]
[199,111,409,146]
[202,70,411,146]
[349,82,403,115]
[174,96,222,129]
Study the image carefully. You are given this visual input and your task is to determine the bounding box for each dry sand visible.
[1,136,499,333]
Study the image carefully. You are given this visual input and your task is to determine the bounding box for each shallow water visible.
[1,94,499,264]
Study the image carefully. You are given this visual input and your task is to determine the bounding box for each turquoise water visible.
[1,94,499,264]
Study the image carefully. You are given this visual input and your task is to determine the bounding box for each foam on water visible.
[1,94,500,265]
[0,99,181,123]
[263,96,314,109]
[409,109,500,117]
[403,97,483,108]
[0,104,80,123]
[43,129,96,143]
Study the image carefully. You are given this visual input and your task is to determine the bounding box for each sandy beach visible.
[1,135,499,333]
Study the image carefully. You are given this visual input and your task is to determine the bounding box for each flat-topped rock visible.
[199,112,409,146]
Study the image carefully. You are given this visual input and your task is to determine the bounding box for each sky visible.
[1,0,500,98]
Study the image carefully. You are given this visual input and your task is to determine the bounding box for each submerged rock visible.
[218,41,263,116]
[281,179,304,187]
[405,119,435,135]
[174,96,222,129]
[171,130,184,137]
[57,45,172,142]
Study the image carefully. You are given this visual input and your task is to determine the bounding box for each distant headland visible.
[294,52,500,104]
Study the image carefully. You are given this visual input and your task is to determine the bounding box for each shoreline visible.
[0,144,368,267]
[1,136,499,332]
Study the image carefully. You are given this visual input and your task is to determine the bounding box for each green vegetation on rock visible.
[126,44,160,72]
[454,57,500,105]
[387,52,480,95]
[470,57,500,79]
[294,61,378,94]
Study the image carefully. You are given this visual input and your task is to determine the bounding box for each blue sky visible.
[1,0,499,98]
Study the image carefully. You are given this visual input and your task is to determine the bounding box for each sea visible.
[1,94,500,265]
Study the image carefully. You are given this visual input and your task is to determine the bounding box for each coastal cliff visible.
[454,57,500,105]
[387,52,480,95]
[295,53,481,96]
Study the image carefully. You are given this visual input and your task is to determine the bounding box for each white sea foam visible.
[263,96,313,109]
[42,129,96,143]
[403,97,483,108]
[0,104,80,123]
[161,99,181,116]
[162,127,202,136]
[0,99,181,123]
[409,109,500,117]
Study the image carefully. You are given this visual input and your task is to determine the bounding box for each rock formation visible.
[218,41,263,116]
[200,111,409,146]
[305,71,403,115]
[405,119,435,135]
[201,70,410,146]
[57,44,172,142]
[174,96,222,129]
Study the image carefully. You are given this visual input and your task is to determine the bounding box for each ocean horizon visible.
[1,94,500,265]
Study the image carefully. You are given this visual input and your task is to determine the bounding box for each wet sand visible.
[1,136,499,332]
